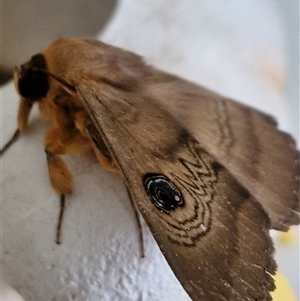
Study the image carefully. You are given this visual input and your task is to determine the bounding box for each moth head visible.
[14,53,49,100]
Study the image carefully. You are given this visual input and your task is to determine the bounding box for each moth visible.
[1,38,299,301]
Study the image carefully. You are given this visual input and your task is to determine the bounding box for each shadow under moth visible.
[1,38,299,301]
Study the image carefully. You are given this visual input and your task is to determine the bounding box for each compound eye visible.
[15,54,49,99]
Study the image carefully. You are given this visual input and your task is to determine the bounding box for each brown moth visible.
[1,38,299,301]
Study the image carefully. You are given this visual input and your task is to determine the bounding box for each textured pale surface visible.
[1,0,298,301]
[1,282,25,301]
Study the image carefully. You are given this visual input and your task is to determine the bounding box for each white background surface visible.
[1,1,299,300]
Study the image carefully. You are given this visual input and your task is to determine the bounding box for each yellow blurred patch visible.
[272,272,297,301]
[277,231,295,244]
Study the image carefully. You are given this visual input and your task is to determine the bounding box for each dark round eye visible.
[18,68,49,99]
[143,174,184,212]
[16,54,49,99]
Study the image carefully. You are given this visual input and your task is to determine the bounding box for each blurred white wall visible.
[1,0,116,69]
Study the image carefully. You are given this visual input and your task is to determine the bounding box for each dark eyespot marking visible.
[144,173,184,212]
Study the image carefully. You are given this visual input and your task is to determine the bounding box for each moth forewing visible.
[78,79,278,301]
[1,37,299,301]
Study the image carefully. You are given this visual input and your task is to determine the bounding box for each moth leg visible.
[126,189,145,258]
[55,194,65,244]
[44,126,92,244]
[44,129,72,244]
[73,111,119,173]
[0,129,20,156]
[44,126,92,195]
[17,97,34,132]
[84,121,119,173]
[45,146,73,196]
[94,148,119,173]
[1,98,33,155]
[84,120,144,255]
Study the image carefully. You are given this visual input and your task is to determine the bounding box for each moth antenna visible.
[55,194,66,244]
[36,68,77,96]
[126,189,145,258]
[0,129,20,156]
[14,65,20,73]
